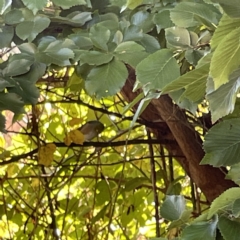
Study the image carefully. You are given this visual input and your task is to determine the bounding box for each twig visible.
[147,130,160,237]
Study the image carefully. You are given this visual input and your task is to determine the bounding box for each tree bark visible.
[121,67,236,202]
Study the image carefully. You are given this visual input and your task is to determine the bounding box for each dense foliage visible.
[1,0,240,239]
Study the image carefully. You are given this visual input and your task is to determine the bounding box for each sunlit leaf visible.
[38,143,56,166]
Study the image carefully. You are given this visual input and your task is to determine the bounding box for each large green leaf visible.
[181,215,218,240]
[202,119,240,167]
[16,15,50,41]
[206,69,240,122]
[136,49,180,90]
[212,0,240,18]
[160,195,185,221]
[162,62,209,102]
[170,2,220,28]
[208,188,240,218]
[210,27,240,89]
[218,215,240,240]
[85,59,128,98]
[21,0,48,14]
[211,14,240,50]
[51,0,86,9]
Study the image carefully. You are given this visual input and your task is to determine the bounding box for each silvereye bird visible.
[79,121,104,141]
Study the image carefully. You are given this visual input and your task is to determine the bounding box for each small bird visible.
[79,120,104,141]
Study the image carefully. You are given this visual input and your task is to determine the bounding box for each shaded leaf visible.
[0,26,14,48]
[3,53,34,76]
[90,24,110,51]
[16,15,50,42]
[208,188,240,218]
[52,0,86,9]
[218,215,240,240]
[79,51,113,66]
[21,0,48,14]
[85,59,128,98]
[227,163,240,185]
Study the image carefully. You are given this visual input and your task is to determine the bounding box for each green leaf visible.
[95,180,110,206]
[0,0,11,14]
[79,51,113,66]
[232,199,240,217]
[210,27,240,89]
[153,10,174,32]
[51,12,92,27]
[227,163,240,185]
[85,59,128,98]
[166,27,190,48]
[202,119,240,166]
[218,215,240,240]
[131,10,154,33]
[16,15,50,42]
[4,9,24,24]
[69,34,93,49]
[9,62,46,104]
[36,39,75,66]
[21,0,48,15]
[160,195,185,221]
[181,215,218,240]
[0,26,14,48]
[185,49,205,66]
[206,69,240,122]
[51,0,86,9]
[208,188,240,218]
[90,24,110,51]
[137,33,161,53]
[170,2,220,28]
[136,49,180,90]
[211,14,240,50]
[3,53,34,77]
[126,0,143,10]
[212,0,240,18]
[162,62,208,102]
[124,177,149,191]
[0,92,24,113]
[168,210,192,230]
[123,25,143,42]
[114,41,148,67]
